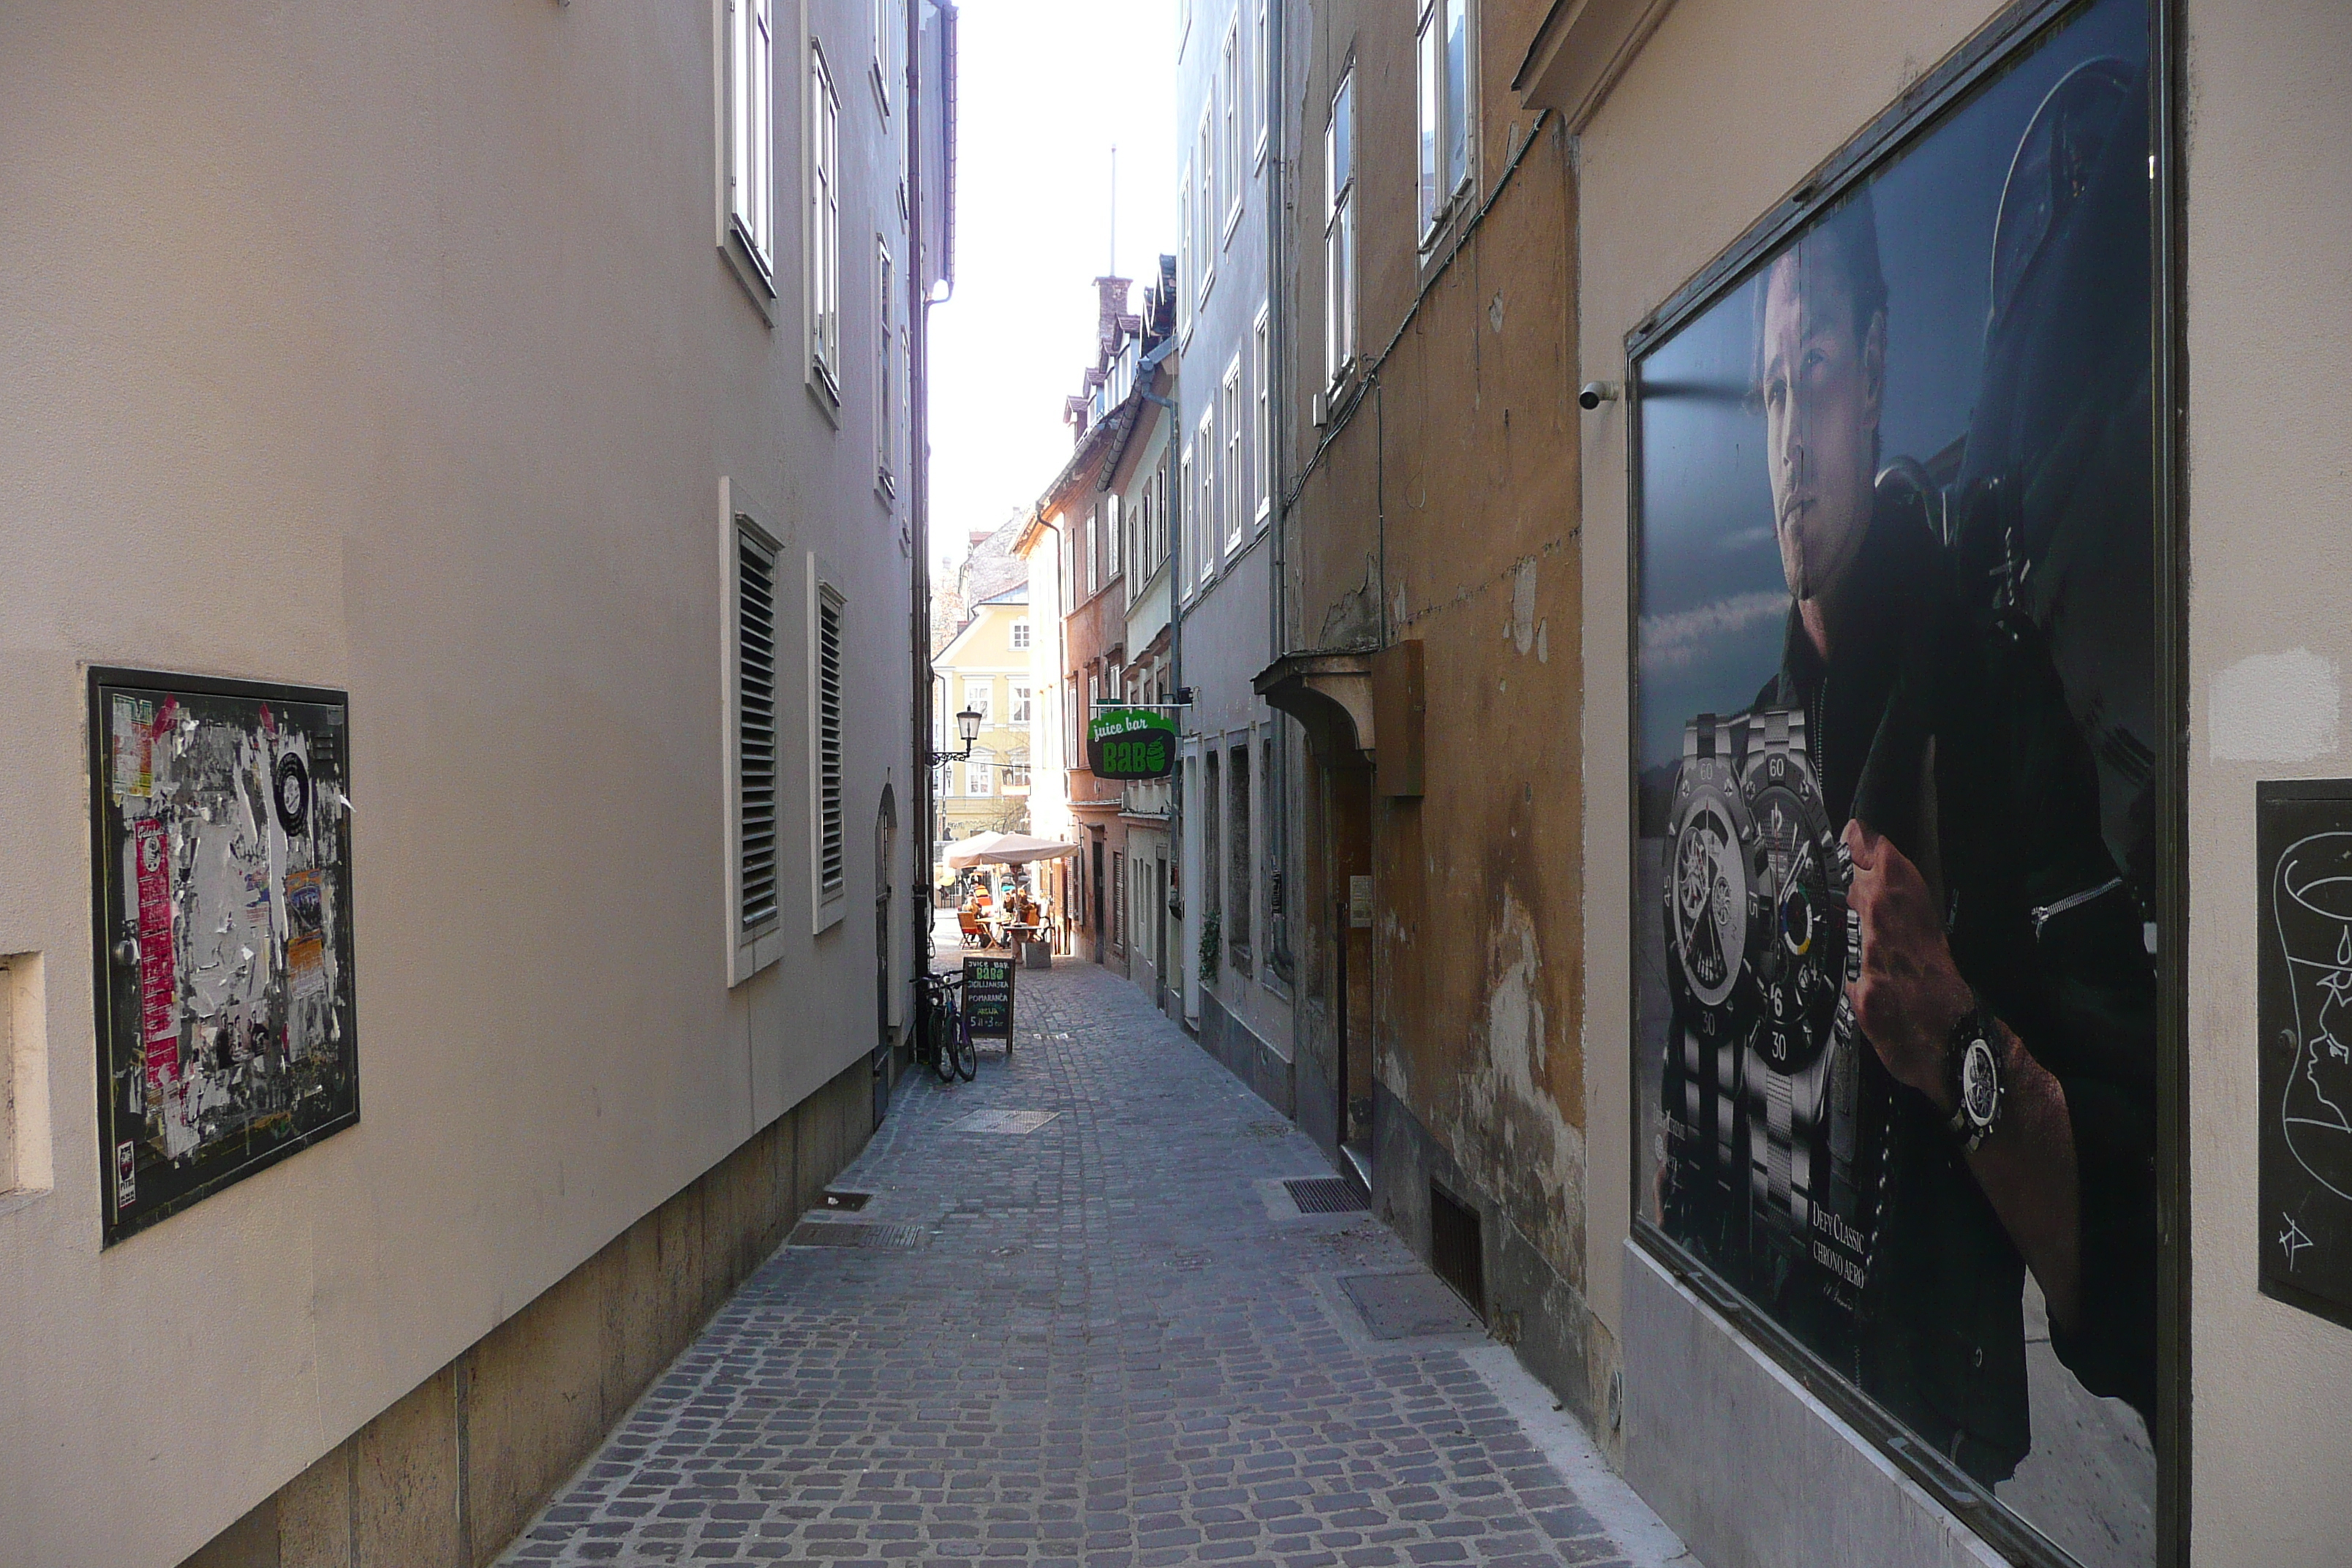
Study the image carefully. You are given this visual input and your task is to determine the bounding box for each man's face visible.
[1760,246,1885,606]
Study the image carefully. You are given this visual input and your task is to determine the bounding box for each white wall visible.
[0,4,913,1564]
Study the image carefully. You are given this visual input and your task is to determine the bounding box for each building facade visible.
[1174,0,1298,1113]
[932,585,1034,854]
[0,4,951,1565]
[1251,0,2352,1564]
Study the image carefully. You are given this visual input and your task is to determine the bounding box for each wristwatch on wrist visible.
[1945,1001,2006,1152]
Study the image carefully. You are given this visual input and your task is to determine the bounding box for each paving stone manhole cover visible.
[1339,1271,1483,1340]
[1284,1176,1369,1214]
[784,1220,927,1251]
[949,1109,1062,1134]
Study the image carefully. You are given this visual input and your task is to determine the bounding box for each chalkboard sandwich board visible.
[962,955,1015,1044]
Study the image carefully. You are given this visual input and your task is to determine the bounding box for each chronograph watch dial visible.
[1664,715,1754,1026]
[1741,729,1848,1074]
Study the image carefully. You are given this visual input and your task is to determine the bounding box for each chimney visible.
[970,529,993,548]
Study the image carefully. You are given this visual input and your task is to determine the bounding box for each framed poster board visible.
[89,668,359,1243]
[962,954,1014,1040]
[1623,0,2175,1561]
[2256,782,2352,1331]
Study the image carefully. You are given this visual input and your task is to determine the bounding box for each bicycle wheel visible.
[951,1018,978,1082]
[927,994,960,1082]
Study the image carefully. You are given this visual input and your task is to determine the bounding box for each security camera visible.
[1578,380,1619,411]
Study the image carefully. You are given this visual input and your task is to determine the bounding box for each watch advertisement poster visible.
[91,671,360,1244]
[1629,2,2160,1561]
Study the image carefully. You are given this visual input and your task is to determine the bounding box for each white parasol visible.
[943,832,1082,869]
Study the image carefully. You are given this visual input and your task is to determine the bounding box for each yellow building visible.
[930,586,1034,864]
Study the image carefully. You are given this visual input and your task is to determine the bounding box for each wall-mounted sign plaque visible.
[2258,780,2352,1330]
[1087,707,1177,780]
[89,668,359,1243]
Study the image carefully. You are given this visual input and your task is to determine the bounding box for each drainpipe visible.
[1264,0,1292,982]
[911,0,957,990]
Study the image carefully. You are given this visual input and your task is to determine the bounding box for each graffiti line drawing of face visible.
[1759,215,1888,614]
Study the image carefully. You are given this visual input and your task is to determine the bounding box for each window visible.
[875,239,897,495]
[1254,308,1272,521]
[1221,24,1242,233]
[966,746,995,797]
[810,576,846,930]
[1203,750,1224,958]
[1178,162,1193,334]
[809,48,842,393]
[1106,493,1123,579]
[1112,852,1126,952]
[726,0,776,283]
[1326,69,1357,384]
[1196,111,1216,302]
[732,517,783,976]
[1222,358,1245,551]
[1011,617,1031,651]
[1417,0,1470,241]
[1229,743,1251,970]
[1011,684,1033,725]
[1003,762,1030,796]
[1178,442,1194,592]
[871,0,898,115]
[1065,674,1080,761]
[1084,501,1099,596]
[962,678,992,720]
[1196,411,1215,581]
[1253,0,1269,161]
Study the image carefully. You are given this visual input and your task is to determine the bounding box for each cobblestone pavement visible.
[499,944,1678,1567]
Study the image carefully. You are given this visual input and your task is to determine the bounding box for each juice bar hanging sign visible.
[1088,707,1176,780]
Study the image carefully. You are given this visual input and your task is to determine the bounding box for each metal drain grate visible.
[785,1220,927,1251]
[1284,1177,1370,1215]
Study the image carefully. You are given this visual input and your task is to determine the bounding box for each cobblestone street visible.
[499,944,1689,1567]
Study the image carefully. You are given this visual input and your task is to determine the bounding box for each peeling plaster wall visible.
[1283,0,1592,1405]
[0,4,911,1564]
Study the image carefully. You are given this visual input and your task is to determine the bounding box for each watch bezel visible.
[1947,1011,2005,1151]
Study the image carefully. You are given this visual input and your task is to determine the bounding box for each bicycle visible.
[917,968,977,1082]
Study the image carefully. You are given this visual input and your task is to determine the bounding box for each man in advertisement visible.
[1735,169,2157,1482]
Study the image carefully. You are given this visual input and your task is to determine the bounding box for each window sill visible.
[807,362,843,427]
[720,226,779,325]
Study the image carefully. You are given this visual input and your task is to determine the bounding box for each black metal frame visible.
[86,666,361,1245]
[1617,1,2187,1561]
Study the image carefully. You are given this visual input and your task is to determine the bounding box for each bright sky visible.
[927,0,1178,578]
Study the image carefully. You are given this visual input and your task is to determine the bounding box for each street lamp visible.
[927,706,984,766]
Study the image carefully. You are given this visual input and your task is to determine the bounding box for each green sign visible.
[1087,706,1177,780]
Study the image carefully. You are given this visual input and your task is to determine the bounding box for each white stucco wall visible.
[0,4,914,1564]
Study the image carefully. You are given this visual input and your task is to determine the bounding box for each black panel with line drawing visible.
[2257,781,2352,1331]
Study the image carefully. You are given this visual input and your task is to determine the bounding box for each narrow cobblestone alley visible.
[498,946,1689,1567]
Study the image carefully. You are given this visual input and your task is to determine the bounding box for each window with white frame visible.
[1003,761,1030,796]
[962,678,992,721]
[726,0,776,284]
[966,746,995,796]
[1254,0,1269,162]
[810,577,847,929]
[1253,308,1271,521]
[1011,684,1033,725]
[1417,0,1470,242]
[1106,492,1122,579]
[731,516,782,977]
[1221,358,1244,551]
[1196,111,1216,301]
[1196,411,1216,581]
[1178,441,1194,591]
[809,48,842,393]
[875,238,896,495]
[871,0,898,115]
[1326,69,1357,384]
[1221,24,1242,233]
[1178,161,1194,335]
[1011,617,1031,650]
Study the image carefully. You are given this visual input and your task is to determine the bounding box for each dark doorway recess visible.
[1429,1183,1486,1321]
